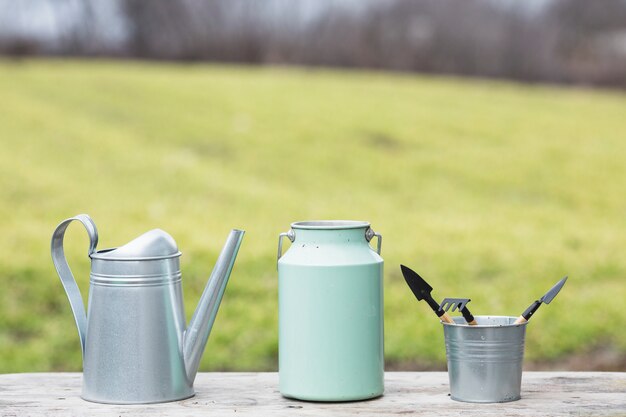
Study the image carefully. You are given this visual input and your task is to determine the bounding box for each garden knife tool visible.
[440,298,478,325]
[400,265,455,324]
[514,276,568,324]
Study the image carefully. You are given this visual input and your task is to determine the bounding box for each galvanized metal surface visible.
[1,372,625,416]
[443,316,528,403]
[277,220,384,401]
[51,215,244,404]
[50,214,98,354]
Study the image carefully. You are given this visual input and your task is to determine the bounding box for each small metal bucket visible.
[442,316,528,403]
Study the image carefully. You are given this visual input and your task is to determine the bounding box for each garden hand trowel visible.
[400,265,455,324]
[514,276,568,324]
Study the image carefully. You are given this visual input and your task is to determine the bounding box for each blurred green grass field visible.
[0,59,625,372]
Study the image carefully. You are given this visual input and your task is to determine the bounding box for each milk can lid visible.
[95,229,180,260]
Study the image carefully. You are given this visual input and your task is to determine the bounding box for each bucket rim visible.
[441,315,528,328]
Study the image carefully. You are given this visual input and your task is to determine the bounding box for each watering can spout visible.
[183,229,245,383]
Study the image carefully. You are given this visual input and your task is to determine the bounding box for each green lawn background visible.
[0,59,625,372]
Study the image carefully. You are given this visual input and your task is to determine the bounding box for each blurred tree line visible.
[2,0,626,87]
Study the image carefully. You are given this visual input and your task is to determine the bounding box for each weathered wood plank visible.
[0,372,625,416]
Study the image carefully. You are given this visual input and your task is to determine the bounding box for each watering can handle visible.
[51,214,98,357]
[365,227,382,255]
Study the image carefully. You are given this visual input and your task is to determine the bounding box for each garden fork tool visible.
[440,298,478,325]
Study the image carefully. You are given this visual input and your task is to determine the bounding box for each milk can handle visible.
[277,229,295,263]
[51,214,98,357]
[365,227,382,255]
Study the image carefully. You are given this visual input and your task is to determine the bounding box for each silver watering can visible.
[51,214,245,404]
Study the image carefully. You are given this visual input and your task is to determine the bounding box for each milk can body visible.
[277,221,384,401]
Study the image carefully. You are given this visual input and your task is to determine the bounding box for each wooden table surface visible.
[1,372,625,416]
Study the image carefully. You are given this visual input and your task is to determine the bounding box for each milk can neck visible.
[291,222,370,245]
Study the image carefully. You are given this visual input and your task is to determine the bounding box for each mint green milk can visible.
[277,221,384,401]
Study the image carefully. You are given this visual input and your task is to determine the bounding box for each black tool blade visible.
[400,264,432,301]
[539,276,568,304]
[400,265,444,317]
[518,275,568,322]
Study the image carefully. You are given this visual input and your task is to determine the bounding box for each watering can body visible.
[84,251,190,404]
[51,214,244,404]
